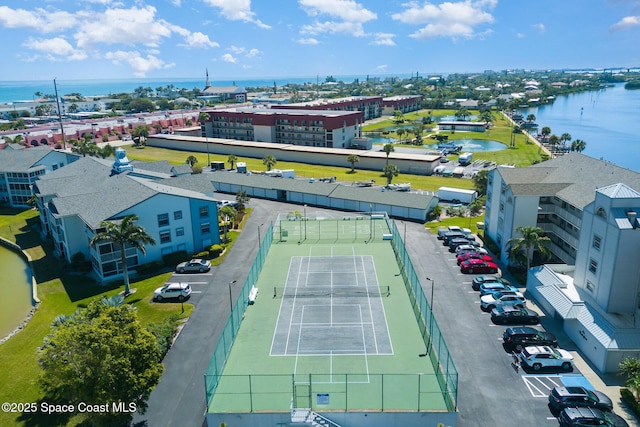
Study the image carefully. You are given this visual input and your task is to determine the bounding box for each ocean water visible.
[0,75,377,103]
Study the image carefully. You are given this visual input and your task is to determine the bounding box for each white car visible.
[519,345,574,371]
[154,283,192,302]
[480,291,525,311]
[455,245,488,255]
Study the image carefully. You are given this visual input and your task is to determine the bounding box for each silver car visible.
[175,258,211,273]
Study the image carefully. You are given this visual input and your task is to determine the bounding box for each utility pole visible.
[53,78,66,149]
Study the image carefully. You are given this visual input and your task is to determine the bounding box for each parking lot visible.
[137,200,635,427]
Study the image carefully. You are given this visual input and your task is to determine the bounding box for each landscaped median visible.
[0,208,193,426]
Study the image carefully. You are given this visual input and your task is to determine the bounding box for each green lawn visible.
[0,209,193,426]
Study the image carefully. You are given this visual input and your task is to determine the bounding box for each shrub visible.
[135,261,164,275]
[192,250,209,259]
[162,250,188,266]
[209,244,224,258]
[621,388,640,417]
[147,314,181,358]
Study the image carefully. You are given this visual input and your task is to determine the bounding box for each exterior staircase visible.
[291,408,342,427]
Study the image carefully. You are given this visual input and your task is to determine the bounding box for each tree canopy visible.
[38,297,163,425]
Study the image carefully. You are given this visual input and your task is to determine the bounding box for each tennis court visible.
[207,220,450,414]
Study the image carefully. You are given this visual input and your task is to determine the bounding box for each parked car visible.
[461,258,499,274]
[518,345,573,371]
[456,245,488,255]
[471,275,508,291]
[153,282,192,302]
[442,232,466,245]
[479,281,518,296]
[491,307,540,325]
[503,327,557,350]
[457,252,494,265]
[437,227,449,240]
[480,290,525,311]
[175,258,212,273]
[558,407,628,427]
[449,238,477,252]
[548,386,613,416]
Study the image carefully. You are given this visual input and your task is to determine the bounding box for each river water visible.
[523,83,640,171]
[0,244,33,338]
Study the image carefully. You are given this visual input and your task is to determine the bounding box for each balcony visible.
[538,203,582,229]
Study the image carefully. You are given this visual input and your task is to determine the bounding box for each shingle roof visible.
[35,157,215,227]
[499,153,640,209]
[0,146,56,172]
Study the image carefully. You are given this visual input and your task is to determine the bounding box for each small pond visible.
[449,139,507,152]
[0,244,33,338]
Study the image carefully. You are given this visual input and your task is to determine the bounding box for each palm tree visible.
[393,110,404,123]
[396,128,405,143]
[90,214,156,296]
[132,125,150,147]
[227,154,238,170]
[548,134,559,150]
[263,155,277,171]
[185,155,198,167]
[571,139,587,152]
[2,134,25,146]
[455,107,470,121]
[219,205,237,242]
[540,126,551,138]
[506,226,551,271]
[347,154,359,173]
[383,143,395,166]
[71,139,97,157]
[559,132,572,150]
[412,124,424,145]
[199,112,211,167]
[383,164,399,186]
[526,114,536,124]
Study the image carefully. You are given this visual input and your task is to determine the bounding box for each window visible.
[589,259,598,274]
[176,227,184,237]
[157,213,169,227]
[160,231,171,244]
[592,235,601,250]
[586,281,595,293]
[201,222,210,234]
[174,210,183,220]
[199,206,209,218]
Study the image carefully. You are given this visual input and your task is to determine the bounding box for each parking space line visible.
[522,375,562,397]
[185,281,209,285]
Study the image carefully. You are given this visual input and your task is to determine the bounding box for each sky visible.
[0,0,639,81]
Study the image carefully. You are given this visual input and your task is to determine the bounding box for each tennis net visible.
[272,285,390,298]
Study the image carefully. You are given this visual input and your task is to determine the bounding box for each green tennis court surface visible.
[208,230,448,413]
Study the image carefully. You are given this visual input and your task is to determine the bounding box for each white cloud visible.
[297,37,320,44]
[371,33,395,46]
[517,32,525,38]
[375,64,388,73]
[531,23,546,33]
[610,15,640,31]
[392,0,496,40]
[104,50,174,77]
[202,0,271,28]
[297,0,376,37]
[246,48,260,57]
[221,53,237,63]
[229,45,246,54]
[74,6,176,49]
[0,6,77,32]
[181,32,219,49]
[23,37,87,61]
[299,0,377,22]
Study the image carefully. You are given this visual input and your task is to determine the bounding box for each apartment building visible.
[273,96,383,120]
[484,153,640,267]
[0,145,80,207]
[202,107,364,149]
[32,152,219,282]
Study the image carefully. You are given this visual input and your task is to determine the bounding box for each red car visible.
[460,258,499,274]
[457,252,494,265]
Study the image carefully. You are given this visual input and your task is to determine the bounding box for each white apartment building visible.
[0,145,80,207]
[33,153,220,282]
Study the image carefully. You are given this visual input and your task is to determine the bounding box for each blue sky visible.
[0,0,639,81]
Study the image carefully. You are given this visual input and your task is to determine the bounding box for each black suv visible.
[558,407,628,427]
[548,386,613,416]
[502,327,557,351]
